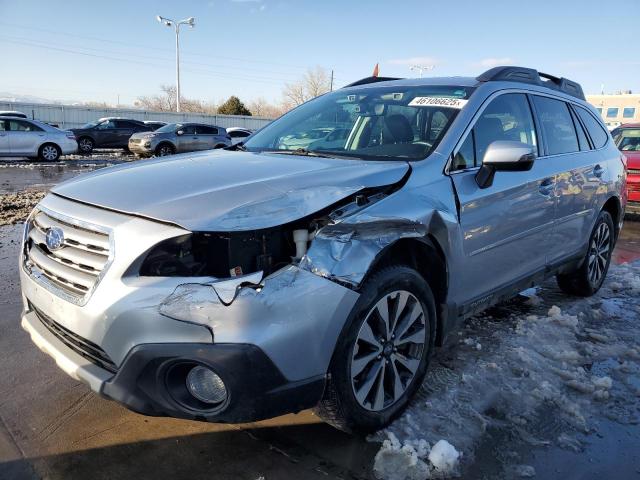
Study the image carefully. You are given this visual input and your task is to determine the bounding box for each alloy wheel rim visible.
[42,146,57,160]
[79,139,92,151]
[587,222,611,285]
[160,146,171,156]
[350,290,426,412]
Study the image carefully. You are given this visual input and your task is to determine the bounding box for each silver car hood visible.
[51,150,410,231]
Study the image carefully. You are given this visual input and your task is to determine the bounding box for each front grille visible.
[628,168,640,175]
[30,302,118,373]
[24,209,112,303]
[129,138,142,144]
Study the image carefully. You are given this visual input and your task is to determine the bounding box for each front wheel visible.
[155,143,175,157]
[557,210,614,296]
[38,143,61,162]
[315,266,435,433]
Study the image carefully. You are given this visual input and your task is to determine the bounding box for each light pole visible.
[410,64,434,78]
[156,15,195,113]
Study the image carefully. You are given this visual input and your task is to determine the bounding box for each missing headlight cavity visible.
[139,179,408,279]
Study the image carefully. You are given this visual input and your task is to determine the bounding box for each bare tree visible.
[248,97,288,118]
[135,85,217,114]
[282,66,331,108]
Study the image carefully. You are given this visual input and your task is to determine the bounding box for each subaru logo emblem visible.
[45,227,65,251]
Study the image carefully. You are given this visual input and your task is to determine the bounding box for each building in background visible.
[587,93,640,130]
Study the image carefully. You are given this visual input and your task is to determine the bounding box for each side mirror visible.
[176,130,184,136]
[476,141,536,189]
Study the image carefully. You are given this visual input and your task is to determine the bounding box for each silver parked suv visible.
[20,67,626,433]
[128,122,231,157]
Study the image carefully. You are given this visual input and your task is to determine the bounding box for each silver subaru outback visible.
[19,66,626,433]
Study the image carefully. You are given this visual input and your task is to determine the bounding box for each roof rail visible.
[476,66,585,100]
[343,76,402,88]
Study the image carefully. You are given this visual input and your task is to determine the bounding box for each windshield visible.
[243,84,474,160]
[156,123,179,133]
[81,121,99,128]
[615,129,640,151]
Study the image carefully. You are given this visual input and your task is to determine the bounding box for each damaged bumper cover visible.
[160,265,359,382]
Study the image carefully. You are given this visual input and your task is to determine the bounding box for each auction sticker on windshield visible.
[408,97,468,108]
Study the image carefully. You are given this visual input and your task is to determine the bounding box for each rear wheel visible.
[78,137,94,154]
[38,143,61,162]
[156,143,175,157]
[315,266,435,433]
[556,210,614,296]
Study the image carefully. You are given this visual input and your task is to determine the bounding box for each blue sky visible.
[0,0,638,106]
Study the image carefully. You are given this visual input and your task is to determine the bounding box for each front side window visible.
[452,93,536,170]
[532,96,579,155]
[623,107,636,119]
[575,106,609,149]
[244,85,475,160]
[607,107,619,118]
[97,120,116,130]
[181,125,197,135]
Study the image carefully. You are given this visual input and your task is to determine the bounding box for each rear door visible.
[113,120,137,147]
[195,125,219,150]
[7,119,44,155]
[450,92,556,305]
[530,96,603,264]
[0,120,9,154]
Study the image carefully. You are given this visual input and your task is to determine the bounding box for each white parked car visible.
[226,127,252,145]
[0,117,77,161]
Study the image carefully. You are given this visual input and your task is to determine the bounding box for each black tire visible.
[315,266,435,434]
[38,143,61,162]
[556,210,615,297]
[78,137,94,154]
[214,144,226,149]
[155,143,175,157]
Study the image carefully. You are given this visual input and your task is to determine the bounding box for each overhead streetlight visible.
[410,64,435,78]
[156,15,196,113]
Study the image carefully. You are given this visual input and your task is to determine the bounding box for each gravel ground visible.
[0,190,46,226]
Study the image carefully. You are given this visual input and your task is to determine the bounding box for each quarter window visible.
[532,96,579,155]
[575,106,609,149]
[570,108,590,151]
[623,107,636,119]
[596,108,603,115]
[606,107,619,118]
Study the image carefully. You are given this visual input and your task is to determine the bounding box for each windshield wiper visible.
[225,142,246,151]
[262,148,352,159]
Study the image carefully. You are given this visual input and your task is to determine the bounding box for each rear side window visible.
[575,106,609,149]
[197,126,219,135]
[532,96,579,155]
[230,130,250,138]
[8,120,43,132]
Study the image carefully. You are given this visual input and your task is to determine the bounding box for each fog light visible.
[144,141,151,147]
[186,366,227,404]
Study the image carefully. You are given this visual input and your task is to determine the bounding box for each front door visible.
[7,119,43,155]
[450,93,556,307]
[176,125,198,152]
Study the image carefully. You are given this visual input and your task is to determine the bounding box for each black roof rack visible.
[343,76,403,88]
[476,66,585,101]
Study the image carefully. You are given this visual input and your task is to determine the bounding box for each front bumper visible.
[21,308,324,422]
[128,140,156,155]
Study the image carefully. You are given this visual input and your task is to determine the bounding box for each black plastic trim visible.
[100,343,326,423]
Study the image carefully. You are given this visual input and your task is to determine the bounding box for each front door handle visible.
[539,178,554,196]
[593,164,604,178]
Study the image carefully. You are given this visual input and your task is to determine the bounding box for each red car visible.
[612,123,640,213]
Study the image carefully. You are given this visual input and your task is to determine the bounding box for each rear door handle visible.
[593,164,604,178]
[539,178,554,196]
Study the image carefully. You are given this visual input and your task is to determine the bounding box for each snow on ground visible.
[374,261,640,479]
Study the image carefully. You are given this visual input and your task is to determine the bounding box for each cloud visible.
[388,56,439,67]
[473,57,514,68]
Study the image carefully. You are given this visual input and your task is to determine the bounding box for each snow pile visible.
[373,433,460,480]
[373,261,640,478]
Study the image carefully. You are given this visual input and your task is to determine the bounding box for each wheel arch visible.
[602,195,622,240]
[361,235,449,346]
